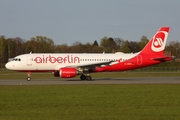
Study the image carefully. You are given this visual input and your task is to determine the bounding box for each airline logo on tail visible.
[151,30,168,52]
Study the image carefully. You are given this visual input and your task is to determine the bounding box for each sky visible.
[0,0,180,45]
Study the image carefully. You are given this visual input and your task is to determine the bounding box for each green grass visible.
[0,85,180,120]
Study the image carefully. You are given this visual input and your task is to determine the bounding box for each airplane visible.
[5,27,172,81]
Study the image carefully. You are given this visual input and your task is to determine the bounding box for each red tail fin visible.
[140,27,170,55]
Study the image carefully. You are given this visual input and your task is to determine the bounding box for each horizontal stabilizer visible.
[152,56,172,61]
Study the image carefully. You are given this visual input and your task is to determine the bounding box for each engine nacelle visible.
[54,68,79,78]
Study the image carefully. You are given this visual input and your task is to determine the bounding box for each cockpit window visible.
[12,58,21,61]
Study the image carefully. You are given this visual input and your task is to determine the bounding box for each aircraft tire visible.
[27,77,31,81]
[86,76,92,81]
[80,75,86,80]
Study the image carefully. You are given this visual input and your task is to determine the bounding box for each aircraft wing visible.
[66,61,116,69]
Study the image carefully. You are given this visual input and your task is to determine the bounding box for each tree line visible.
[0,35,180,66]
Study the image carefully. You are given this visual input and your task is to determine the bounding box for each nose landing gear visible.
[27,72,31,81]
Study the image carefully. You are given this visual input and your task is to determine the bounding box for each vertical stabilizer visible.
[140,27,169,55]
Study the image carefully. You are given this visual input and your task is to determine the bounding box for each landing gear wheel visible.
[27,77,31,81]
[80,74,86,80]
[86,76,92,81]
[80,74,92,80]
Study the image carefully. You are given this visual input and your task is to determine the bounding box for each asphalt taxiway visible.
[1,77,180,85]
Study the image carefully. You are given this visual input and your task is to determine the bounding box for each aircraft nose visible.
[5,62,14,70]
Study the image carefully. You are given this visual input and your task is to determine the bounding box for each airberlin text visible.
[34,55,80,64]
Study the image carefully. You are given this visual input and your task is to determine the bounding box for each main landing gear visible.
[80,74,92,80]
[27,72,31,81]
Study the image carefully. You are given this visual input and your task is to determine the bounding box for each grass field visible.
[1,70,180,119]
[0,85,180,120]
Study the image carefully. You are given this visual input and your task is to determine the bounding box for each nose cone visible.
[5,62,14,70]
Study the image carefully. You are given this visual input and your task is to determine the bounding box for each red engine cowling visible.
[54,68,78,78]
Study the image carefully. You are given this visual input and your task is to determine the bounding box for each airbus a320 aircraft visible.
[5,27,172,81]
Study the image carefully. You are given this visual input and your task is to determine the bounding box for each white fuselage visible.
[6,53,138,71]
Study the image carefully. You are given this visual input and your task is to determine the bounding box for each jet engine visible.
[54,68,80,78]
